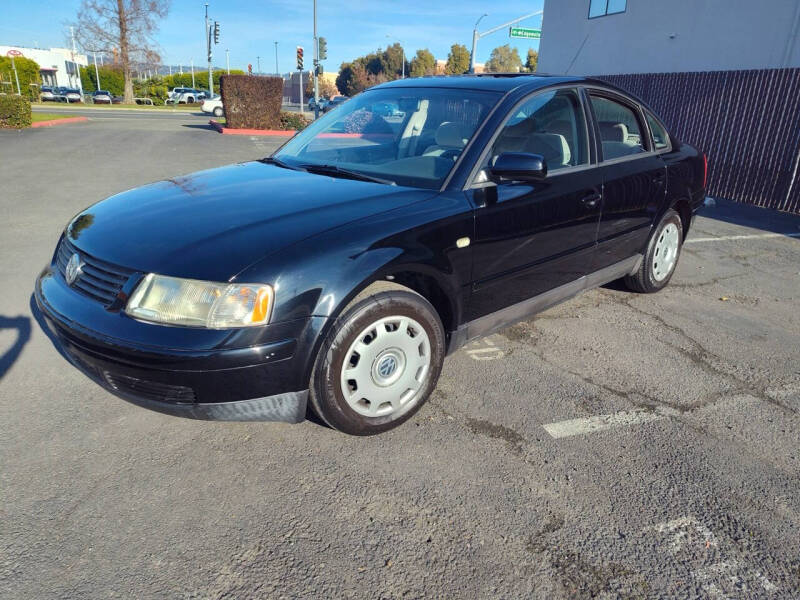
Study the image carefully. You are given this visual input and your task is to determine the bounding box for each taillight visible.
[702,153,708,189]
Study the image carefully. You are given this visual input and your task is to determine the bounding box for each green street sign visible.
[509,27,541,39]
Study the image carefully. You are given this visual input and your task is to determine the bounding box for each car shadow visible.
[0,314,31,380]
[181,123,218,131]
[699,197,800,237]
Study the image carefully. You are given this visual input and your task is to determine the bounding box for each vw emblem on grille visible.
[377,355,397,378]
[65,253,84,286]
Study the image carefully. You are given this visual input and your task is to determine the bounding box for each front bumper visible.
[34,265,325,422]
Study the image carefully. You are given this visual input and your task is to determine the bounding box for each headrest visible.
[435,122,468,148]
[529,133,571,167]
[599,121,628,143]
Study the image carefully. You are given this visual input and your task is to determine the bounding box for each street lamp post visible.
[226,49,230,74]
[257,56,261,75]
[470,10,543,73]
[205,3,213,94]
[274,41,279,75]
[191,59,195,88]
[93,51,101,90]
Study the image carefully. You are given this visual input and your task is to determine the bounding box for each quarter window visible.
[589,94,646,160]
[589,0,627,18]
[489,88,589,172]
[645,111,670,150]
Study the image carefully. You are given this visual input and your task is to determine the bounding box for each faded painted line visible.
[542,407,678,439]
[686,232,800,243]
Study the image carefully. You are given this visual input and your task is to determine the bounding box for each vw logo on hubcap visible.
[65,253,84,286]
[377,355,398,378]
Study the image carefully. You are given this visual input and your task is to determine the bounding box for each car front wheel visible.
[624,208,683,293]
[213,106,223,117]
[309,282,445,435]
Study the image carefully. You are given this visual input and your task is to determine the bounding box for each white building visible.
[538,0,800,75]
[0,45,88,90]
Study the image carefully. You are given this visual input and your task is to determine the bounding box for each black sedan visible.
[35,74,706,435]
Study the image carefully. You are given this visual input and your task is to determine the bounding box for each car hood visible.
[66,161,433,281]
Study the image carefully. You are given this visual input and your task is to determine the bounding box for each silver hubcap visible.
[340,315,431,418]
[652,222,680,282]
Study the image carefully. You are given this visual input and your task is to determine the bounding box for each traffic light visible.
[318,37,327,60]
[213,21,220,44]
[296,46,304,70]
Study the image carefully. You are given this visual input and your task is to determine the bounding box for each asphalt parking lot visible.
[2,112,800,599]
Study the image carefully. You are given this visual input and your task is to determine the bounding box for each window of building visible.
[589,94,645,160]
[489,88,589,171]
[589,0,627,19]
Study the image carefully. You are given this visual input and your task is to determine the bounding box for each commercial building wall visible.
[539,0,800,75]
[0,46,88,89]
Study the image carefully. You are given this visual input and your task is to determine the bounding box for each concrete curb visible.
[208,119,295,136]
[31,117,89,128]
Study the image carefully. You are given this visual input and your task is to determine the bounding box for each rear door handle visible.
[581,192,602,208]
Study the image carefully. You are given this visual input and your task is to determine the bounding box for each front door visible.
[467,87,601,322]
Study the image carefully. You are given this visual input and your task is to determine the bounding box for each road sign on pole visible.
[7,49,22,95]
[509,27,541,39]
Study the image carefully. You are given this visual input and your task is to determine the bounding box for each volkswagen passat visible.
[35,74,707,435]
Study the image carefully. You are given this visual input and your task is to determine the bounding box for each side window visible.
[489,88,588,172]
[645,111,670,150]
[590,94,646,160]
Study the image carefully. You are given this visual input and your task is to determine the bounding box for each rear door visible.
[466,86,602,321]
[586,90,667,270]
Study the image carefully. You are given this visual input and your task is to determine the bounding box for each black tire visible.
[624,208,683,293]
[309,282,446,435]
[213,107,223,117]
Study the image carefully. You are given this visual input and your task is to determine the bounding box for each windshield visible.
[274,87,501,189]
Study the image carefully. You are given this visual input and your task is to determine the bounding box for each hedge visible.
[0,56,41,101]
[0,95,32,128]
[279,111,311,131]
[220,75,283,130]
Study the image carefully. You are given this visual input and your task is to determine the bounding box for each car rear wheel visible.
[309,282,445,435]
[213,106,223,117]
[624,208,683,293]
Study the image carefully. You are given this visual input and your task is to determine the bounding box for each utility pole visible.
[274,41,279,75]
[313,0,319,117]
[205,3,213,94]
[257,56,261,74]
[191,59,195,88]
[226,49,230,74]
[93,51,101,90]
[70,26,83,95]
[470,10,542,73]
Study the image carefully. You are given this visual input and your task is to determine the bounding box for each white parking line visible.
[686,232,800,243]
[542,407,678,439]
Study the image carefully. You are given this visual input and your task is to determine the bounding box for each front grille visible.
[102,372,197,404]
[55,237,135,307]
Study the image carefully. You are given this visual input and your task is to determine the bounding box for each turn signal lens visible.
[126,273,274,328]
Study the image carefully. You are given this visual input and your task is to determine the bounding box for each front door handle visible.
[581,192,602,208]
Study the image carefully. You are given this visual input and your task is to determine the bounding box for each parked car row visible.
[167,87,209,104]
[308,96,350,113]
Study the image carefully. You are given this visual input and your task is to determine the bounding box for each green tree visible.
[525,48,538,73]
[80,65,125,95]
[409,48,435,78]
[485,44,522,73]
[445,44,470,75]
[0,56,41,101]
[383,43,407,78]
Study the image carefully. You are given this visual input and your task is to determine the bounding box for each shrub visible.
[0,56,41,101]
[80,65,125,96]
[0,95,32,128]
[220,75,283,130]
[279,111,311,131]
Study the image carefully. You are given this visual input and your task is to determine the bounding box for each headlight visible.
[126,273,274,328]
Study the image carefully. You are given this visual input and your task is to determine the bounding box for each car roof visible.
[375,73,590,93]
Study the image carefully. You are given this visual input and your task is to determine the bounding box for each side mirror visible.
[490,152,547,182]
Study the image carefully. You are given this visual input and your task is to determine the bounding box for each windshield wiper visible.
[262,156,305,171]
[298,163,396,186]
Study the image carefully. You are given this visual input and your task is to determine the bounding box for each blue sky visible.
[1,0,543,73]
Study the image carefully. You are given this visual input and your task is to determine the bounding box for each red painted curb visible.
[208,119,295,136]
[31,116,89,128]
